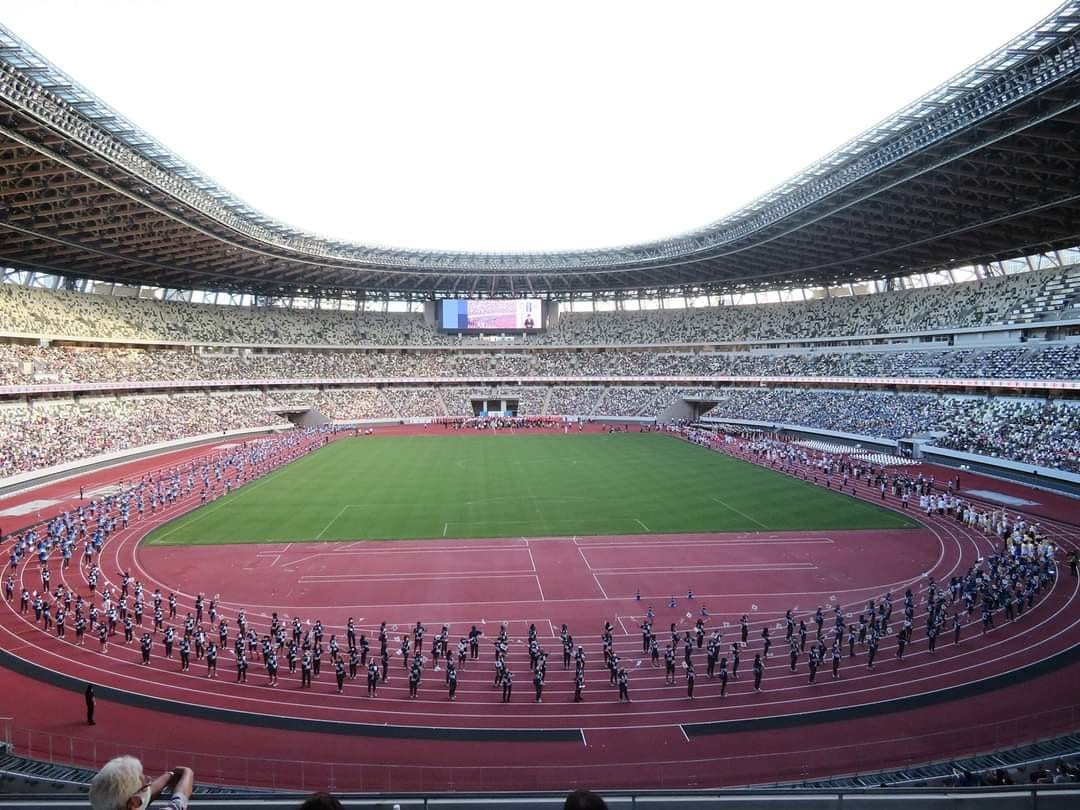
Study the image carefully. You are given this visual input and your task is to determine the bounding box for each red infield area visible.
[1,428,1079,792]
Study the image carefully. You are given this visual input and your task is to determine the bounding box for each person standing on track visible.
[617,667,630,702]
[686,663,696,700]
[301,649,313,688]
[85,683,95,726]
[752,653,764,693]
[502,668,514,703]
[367,659,380,696]
[207,642,218,678]
[408,660,421,698]
[447,661,458,701]
[335,656,346,693]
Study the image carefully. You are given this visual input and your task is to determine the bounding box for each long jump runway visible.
[1,432,1079,791]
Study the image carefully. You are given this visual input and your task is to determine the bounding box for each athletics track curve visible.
[1,426,1078,791]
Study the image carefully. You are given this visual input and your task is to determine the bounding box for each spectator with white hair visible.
[88,756,193,810]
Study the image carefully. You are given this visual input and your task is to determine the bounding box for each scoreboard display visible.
[439,299,543,332]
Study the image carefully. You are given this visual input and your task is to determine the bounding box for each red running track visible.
[1,427,1079,791]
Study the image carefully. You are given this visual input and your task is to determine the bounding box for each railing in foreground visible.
[3,704,1079,793]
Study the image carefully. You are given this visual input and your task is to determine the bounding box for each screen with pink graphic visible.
[440,299,542,331]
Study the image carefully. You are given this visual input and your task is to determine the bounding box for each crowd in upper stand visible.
[704,390,1080,473]
[1,264,1078,347]
[3,343,1080,387]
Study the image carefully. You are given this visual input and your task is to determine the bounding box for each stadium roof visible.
[1,3,1079,298]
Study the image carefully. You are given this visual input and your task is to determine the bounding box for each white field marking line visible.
[617,616,629,635]
[593,573,610,600]
[524,539,539,574]
[535,575,547,602]
[315,504,351,540]
[679,725,690,742]
[145,450,323,544]
[711,496,769,529]
[634,518,651,532]
[283,543,533,569]
[298,569,536,581]
[298,573,541,585]
[575,537,835,548]
[591,563,818,574]
[5,575,1074,725]
[580,729,587,746]
[443,522,449,537]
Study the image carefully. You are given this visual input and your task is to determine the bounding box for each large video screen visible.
[439,299,542,331]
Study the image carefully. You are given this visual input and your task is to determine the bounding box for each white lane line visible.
[635,518,651,532]
[315,505,351,540]
[298,573,540,585]
[580,729,587,746]
[590,563,817,574]
[535,575,547,602]
[593,573,610,600]
[711,496,769,529]
[443,522,449,537]
[679,725,690,742]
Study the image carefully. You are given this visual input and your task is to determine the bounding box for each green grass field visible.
[144,433,918,546]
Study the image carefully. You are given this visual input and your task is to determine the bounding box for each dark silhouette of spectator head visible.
[564,788,609,810]
[298,793,344,810]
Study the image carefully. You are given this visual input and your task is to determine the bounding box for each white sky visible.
[2,1,1060,253]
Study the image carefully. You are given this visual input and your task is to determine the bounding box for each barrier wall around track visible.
[4,705,1080,795]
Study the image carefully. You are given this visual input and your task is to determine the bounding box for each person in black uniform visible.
[752,653,764,692]
[686,663,696,700]
[335,657,346,693]
[367,660,379,696]
[664,645,676,685]
[301,650,313,688]
[617,667,630,702]
[761,627,771,658]
[574,670,585,702]
[533,668,544,703]
[179,636,190,671]
[381,648,389,683]
[236,652,248,683]
[139,632,152,665]
[718,658,728,697]
[408,661,421,698]
[207,642,218,678]
[502,668,514,703]
[740,615,749,645]
[447,663,458,701]
[85,683,95,726]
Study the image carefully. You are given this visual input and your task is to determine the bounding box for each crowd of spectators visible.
[3,342,1079,387]
[703,389,1080,473]
[934,399,1080,473]
[0,393,290,478]
[2,264,1077,347]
